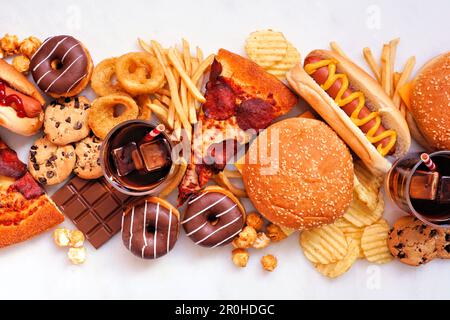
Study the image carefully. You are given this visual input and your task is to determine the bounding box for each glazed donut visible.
[122,197,180,259]
[30,35,93,98]
[183,186,246,248]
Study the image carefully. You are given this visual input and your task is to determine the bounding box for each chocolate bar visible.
[409,170,440,200]
[52,176,139,248]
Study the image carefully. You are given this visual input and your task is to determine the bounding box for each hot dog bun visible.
[287,50,410,175]
[0,59,44,136]
[409,52,450,150]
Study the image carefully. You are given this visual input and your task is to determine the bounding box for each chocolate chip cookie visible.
[388,216,440,266]
[28,137,76,186]
[44,96,91,146]
[436,229,450,259]
[74,136,103,180]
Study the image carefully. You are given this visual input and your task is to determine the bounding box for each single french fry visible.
[363,47,381,82]
[168,48,206,103]
[393,56,416,108]
[173,116,182,141]
[389,38,400,96]
[196,47,204,63]
[393,72,402,91]
[149,102,171,129]
[154,93,171,106]
[192,54,214,86]
[189,57,199,123]
[330,41,348,59]
[151,40,191,140]
[381,44,391,97]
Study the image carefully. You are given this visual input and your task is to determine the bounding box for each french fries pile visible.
[138,38,215,141]
[299,160,392,279]
[361,39,416,118]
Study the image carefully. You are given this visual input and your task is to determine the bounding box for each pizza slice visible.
[0,137,64,248]
[178,49,298,203]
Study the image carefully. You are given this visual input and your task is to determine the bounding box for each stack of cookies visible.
[28,96,103,185]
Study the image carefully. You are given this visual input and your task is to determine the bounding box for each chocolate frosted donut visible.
[183,186,245,248]
[122,197,180,259]
[31,35,93,98]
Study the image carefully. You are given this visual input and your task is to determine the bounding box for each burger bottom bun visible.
[0,106,43,136]
[240,117,354,230]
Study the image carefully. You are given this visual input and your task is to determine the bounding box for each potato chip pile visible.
[299,161,393,278]
[245,30,300,80]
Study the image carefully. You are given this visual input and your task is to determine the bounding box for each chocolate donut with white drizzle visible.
[122,197,180,259]
[30,35,93,98]
[183,186,246,248]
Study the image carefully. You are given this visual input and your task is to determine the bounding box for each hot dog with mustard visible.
[287,50,410,174]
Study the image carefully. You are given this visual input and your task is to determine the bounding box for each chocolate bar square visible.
[52,176,140,249]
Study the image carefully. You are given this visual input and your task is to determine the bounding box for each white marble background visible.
[0,0,449,299]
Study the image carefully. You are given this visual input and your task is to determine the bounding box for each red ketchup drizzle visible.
[0,81,26,118]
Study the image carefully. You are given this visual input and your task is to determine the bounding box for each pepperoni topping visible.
[203,79,237,120]
[11,172,44,200]
[0,148,27,179]
[209,59,222,82]
[236,98,276,130]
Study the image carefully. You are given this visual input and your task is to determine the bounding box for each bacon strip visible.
[11,172,44,200]
[0,148,27,179]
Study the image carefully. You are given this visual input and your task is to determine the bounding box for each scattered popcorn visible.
[246,212,265,231]
[12,55,30,73]
[68,247,87,265]
[261,254,277,272]
[1,34,19,56]
[53,228,71,247]
[253,232,271,249]
[232,226,257,249]
[69,230,85,248]
[266,223,288,242]
[19,36,41,58]
[232,248,249,268]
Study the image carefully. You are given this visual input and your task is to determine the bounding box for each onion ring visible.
[88,95,139,139]
[116,52,165,96]
[91,58,126,97]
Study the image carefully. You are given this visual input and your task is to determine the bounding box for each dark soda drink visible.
[385,151,450,227]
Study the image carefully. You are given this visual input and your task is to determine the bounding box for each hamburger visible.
[237,117,354,230]
[401,52,450,150]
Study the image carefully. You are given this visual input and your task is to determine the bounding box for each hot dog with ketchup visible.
[287,50,410,174]
[0,59,44,136]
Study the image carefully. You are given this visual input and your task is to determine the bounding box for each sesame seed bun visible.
[239,117,354,230]
[410,52,450,150]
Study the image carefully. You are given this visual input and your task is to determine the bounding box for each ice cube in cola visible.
[139,139,171,172]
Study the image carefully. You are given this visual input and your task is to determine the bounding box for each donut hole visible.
[50,59,63,70]
[146,225,156,234]
[207,214,220,226]
[113,104,127,117]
